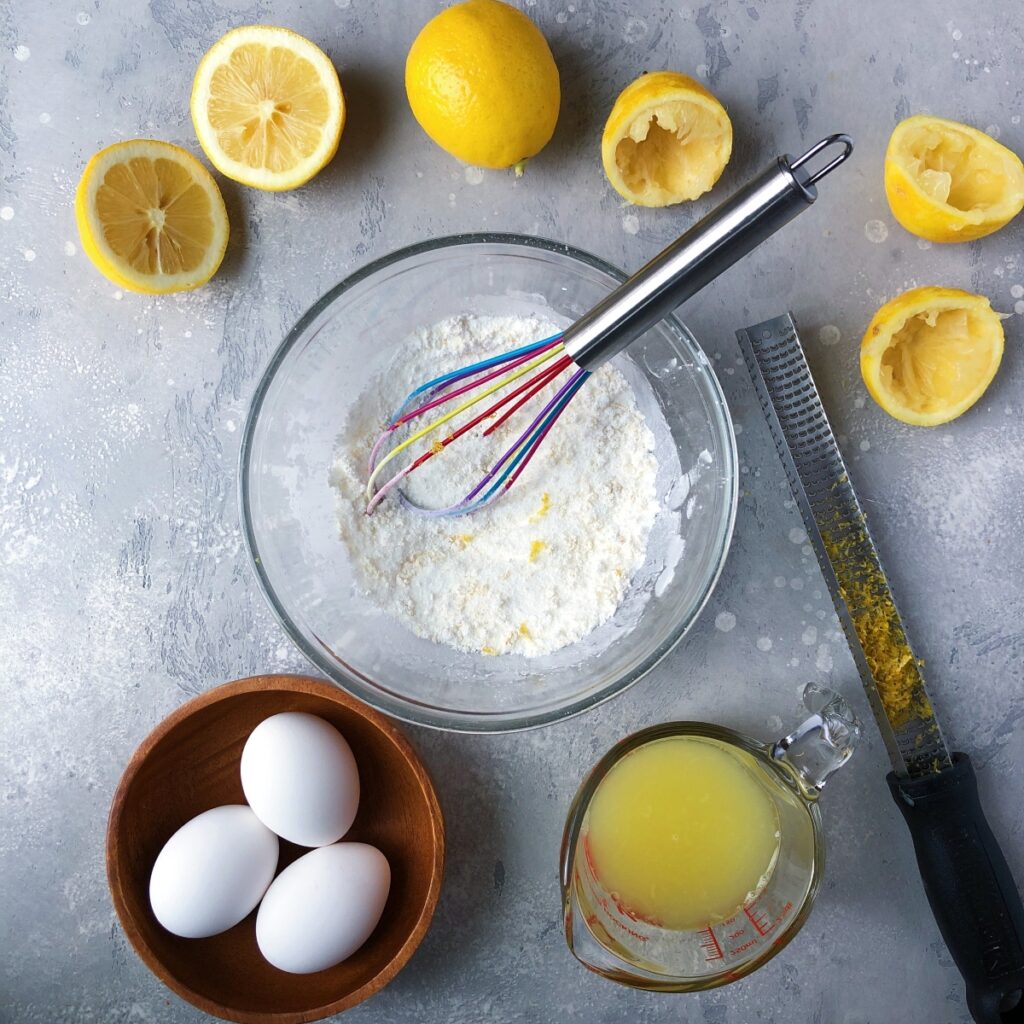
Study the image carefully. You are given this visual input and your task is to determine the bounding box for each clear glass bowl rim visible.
[239,232,738,733]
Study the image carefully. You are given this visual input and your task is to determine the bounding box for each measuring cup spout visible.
[771,683,861,797]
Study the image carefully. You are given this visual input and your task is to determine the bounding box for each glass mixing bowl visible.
[240,235,737,732]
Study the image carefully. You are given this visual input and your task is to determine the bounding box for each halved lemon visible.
[75,139,229,294]
[884,115,1024,242]
[860,287,1004,426]
[601,71,732,207]
[191,25,344,191]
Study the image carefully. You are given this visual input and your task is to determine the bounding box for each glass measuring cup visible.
[560,684,859,991]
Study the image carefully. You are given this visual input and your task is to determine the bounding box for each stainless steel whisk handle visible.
[561,134,853,371]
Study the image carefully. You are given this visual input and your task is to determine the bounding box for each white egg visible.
[241,712,359,847]
[149,805,278,939]
[256,843,391,974]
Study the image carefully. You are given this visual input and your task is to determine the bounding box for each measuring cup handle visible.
[888,753,1024,1023]
[771,683,860,794]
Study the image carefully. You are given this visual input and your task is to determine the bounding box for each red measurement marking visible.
[744,904,771,936]
[729,937,759,956]
[699,926,724,962]
[765,905,794,942]
[608,916,650,943]
[591,889,648,942]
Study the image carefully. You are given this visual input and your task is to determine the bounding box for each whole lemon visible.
[405,0,560,171]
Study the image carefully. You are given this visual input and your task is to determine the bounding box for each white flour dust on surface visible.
[715,611,736,632]
[330,314,660,657]
[864,219,889,243]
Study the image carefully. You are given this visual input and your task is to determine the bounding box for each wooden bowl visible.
[106,674,444,1023]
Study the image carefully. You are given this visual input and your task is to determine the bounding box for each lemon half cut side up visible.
[860,287,1004,426]
[75,139,229,294]
[602,71,733,207]
[191,25,345,191]
[885,115,1024,242]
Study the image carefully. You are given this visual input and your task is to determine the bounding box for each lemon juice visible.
[584,736,781,931]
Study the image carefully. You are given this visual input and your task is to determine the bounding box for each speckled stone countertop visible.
[2,2,1022,1022]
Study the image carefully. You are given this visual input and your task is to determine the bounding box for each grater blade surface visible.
[737,313,951,779]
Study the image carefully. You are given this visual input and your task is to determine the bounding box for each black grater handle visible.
[889,753,1024,1023]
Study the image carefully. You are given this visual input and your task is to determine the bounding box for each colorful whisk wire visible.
[365,332,589,517]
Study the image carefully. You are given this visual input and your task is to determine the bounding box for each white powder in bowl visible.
[329,314,660,657]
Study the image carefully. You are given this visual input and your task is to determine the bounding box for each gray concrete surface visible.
[2,1,1023,1021]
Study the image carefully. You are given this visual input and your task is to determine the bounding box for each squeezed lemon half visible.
[405,0,560,171]
[860,286,1004,426]
[191,25,345,191]
[75,139,229,294]
[601,71,732,207]
[884,115,1024,242]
